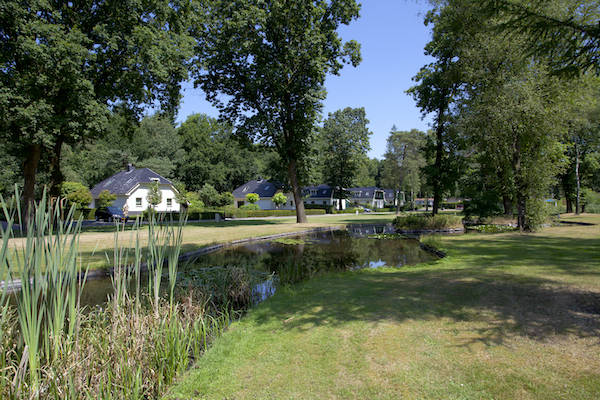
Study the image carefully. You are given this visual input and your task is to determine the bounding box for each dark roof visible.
[348,187,381,199]
[382,189,397,200]
[232,180,281,198]
[302,184,333,199]
[348,187,397,200]
[91,167,172,197]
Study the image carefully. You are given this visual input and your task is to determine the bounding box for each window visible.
[290,201,294,206]
[166,198,172,207]
[322,201,326,205]
[135,198,142,207]
[310,189,317,196]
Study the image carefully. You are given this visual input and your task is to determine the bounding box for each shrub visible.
[245,193,259,204]
[225,209,326,218]
[272,192,288,208]
[240,203,260,210]
[97,189,117,208]
[393,214,463,231]
[582,189,600,213]
[60,181,92,209]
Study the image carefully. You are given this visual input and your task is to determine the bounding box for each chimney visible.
[127,163,134,172]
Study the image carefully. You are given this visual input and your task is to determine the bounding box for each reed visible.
[0,190,234,399]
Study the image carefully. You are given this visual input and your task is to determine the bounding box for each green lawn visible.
[167,214,600,400]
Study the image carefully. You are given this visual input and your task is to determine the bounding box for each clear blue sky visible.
[175,0,434,159]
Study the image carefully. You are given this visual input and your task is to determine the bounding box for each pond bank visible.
[168,214,600,400]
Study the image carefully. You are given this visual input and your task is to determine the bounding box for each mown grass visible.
[168,213,600,400]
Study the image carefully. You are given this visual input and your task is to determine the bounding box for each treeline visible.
[392,0,600,230]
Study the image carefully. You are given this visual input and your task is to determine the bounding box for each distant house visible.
[90,165,180,214]
[348,187,402,209]
[232,179,294,210]
[302,184,346,210]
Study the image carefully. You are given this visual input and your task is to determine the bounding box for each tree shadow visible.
[251,268,600,346]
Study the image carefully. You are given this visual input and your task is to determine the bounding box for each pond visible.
[79,224,438,306]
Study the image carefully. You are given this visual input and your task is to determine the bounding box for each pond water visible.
[79,224,437,306]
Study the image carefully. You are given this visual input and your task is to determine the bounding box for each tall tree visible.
[320,107,372,209]
[193,0,362,223]
[382,128,426,211]
[408,2,469,215]
[0,0,195,215]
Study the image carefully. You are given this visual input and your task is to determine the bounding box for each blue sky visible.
[176,0,434,159]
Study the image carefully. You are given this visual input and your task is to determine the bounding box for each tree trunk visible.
[287,159,307,223]
[566,197,573,213]
[502,194,513,217]
[23,143,43,226]
[517,192,526,232]
[575,143,580,215]
[49,136,65,197]
[432,106,445,216]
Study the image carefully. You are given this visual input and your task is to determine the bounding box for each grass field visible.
[167,213,600,399]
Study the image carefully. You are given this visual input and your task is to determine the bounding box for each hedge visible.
[393,214,464,231]
[73,208,96,220]
[224,209,326,218]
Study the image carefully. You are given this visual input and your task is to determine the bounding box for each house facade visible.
[348,187,402,209]
[90,165,180,214]
[302,184,346,210]
[232,179,295,210]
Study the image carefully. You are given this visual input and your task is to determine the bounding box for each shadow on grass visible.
[249,232,600,345]
[252,268,600,346]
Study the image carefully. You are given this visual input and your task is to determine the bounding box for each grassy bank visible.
[168,214,600,399]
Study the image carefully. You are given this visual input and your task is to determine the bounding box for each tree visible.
[175,114,264,192]
[96,190,117,208]
[320,107,372,210]
[408,3,467,215]
[382,128,426,212]
[480,0,600,75]
[272,192,288,209]
[60,182,92,210]
[146,182,163,210]
[0,0,196,217]
[245,193,260,204]
[193,0,362,223]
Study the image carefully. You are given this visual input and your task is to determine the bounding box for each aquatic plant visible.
[0,190,233,399]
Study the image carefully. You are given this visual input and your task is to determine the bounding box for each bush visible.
[393,214,463,231]
[97,189,117,208]
[61,181,92,209]
[245,193,259,204]
[582,189,600,213]
[333,207,364,214]
[73,208,96,220]
[225,209,326,218]
[239,203,260,210]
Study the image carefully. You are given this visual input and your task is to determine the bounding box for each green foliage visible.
[198,184,233,208]
[272,192,288,208]
[97,190,117,208]
[0,0,196,205]
[320,107,372,201]
[393,214,463,231]
[60,182,92,209]
[582,189,600,213]
[481,0,600,75]
[193,0,362,223]
[245,193,260,204]
[225,209,326,218]
[146,182,162,209]
[240,203,260,210]
[470,224,517,233]
[382,128,426,197]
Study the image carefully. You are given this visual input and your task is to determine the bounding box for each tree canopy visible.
[193,0,362,223]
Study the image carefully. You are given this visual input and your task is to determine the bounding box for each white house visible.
[302,184,346,210]
[232,179,295,210]
[348,187,403,209]
[90,165,180,214]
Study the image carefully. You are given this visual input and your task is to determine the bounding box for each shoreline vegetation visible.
[0,194,244,399]
[168,213,600,399]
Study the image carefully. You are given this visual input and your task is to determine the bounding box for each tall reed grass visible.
[0,190,234,399]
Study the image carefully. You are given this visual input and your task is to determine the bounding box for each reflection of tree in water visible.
[186,229,435,287]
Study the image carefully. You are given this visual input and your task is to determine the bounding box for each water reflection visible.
[77,225,437,306]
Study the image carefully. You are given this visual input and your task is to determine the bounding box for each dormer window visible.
[150,178,159,183]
